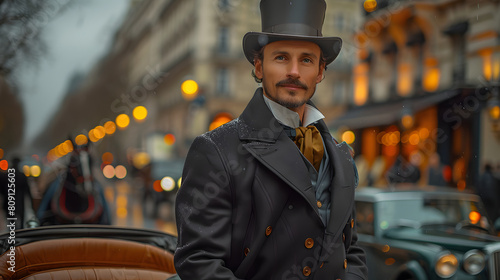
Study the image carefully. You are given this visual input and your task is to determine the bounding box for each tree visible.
[0,0,72,77]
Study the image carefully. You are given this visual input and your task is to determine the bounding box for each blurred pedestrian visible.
[426,153,448,187]
[173,0,367,279]
[477,163,500,223]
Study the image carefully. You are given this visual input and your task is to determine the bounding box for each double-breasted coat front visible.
[174,88,368,280]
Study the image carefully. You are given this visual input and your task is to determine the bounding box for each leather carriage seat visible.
[0,237,176,280]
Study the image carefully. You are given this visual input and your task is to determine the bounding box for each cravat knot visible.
[294,125,324,171]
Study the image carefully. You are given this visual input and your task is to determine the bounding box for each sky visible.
[18,0,130,145]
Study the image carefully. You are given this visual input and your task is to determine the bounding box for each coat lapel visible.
[238,88,318,212]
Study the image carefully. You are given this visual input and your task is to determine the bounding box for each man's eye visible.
[303,58,312,63]
[275,56,285,60]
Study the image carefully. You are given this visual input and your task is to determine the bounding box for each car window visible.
[355,201,374,235]
[376,198,491,231]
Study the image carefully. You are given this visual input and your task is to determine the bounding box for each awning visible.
[329,90,460,130]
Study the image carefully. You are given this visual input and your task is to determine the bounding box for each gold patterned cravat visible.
[294,125,324,171]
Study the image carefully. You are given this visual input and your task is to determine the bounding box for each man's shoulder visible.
[195,118,241,145]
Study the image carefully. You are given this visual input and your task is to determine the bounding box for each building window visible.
[218,26,229,54]
[216,68,230,96]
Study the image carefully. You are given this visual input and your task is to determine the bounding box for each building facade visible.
[330,0,500,190]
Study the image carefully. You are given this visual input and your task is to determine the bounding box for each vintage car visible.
[355,186,500,280]
[0,225,178,280]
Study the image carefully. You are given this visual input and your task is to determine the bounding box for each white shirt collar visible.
[263,93,324,128]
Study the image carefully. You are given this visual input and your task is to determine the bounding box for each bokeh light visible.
[94,126,106,139]
[0,160,8,170]
[342,131,355,144]
[469,211,481,224]
[209,112,233,131]
[161,176,176,191]
[164,133,176,145]
[23,165,30,177]
[115,165,127,179]
[75,134,88,146]
[0,148,3,159]
[116,114,130,129]
[104,121,117,135]
[181,79,199,100]
[153,180,163,192]
[133,106,148,122]
[30,165,41,177]
[103,165,115,179]
[132,152,150,169]
[102,152,114,163]
[363,0,377,12]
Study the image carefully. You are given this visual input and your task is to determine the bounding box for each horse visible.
[37,142,110,226]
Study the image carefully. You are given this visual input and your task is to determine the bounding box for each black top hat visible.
[242,0,342,66]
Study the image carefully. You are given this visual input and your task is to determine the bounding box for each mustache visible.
[275,78,308,90]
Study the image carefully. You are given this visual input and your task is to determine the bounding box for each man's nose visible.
[286,60,300,78]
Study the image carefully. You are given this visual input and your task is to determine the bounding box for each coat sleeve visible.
[345,208,368,280]
[346,163,368,280]
[174,135,243,280]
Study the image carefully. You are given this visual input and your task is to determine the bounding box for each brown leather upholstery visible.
[0,238,176,280]
[22,268,174,280]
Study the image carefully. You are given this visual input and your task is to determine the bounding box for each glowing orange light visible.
[116,114,130,129]
[116,207,128,218]
[0,148,3,159]
[23,165,30,177]
[133,106,148,122]
[342,131,356,144]
[469,211,481,224]
[354,63,369,106]
[75,134,88,146]
[401,115,414,129]
[115,165,127,179]
[0,160,8,170]
[363,0,377,12]
[382,245,390,253]
[181,80,199,100]
[409,133,420,145]
[385,258,396,266]
[94,126,106,139]
[103,165,115,179]
[30,165,41,177]
[102,152,114,163]
[164,134,176,145]
[398,63,413,96]
[209,112,233,131]
[490,105,500,120]
[104,121,116,135]
[153,180,163,192]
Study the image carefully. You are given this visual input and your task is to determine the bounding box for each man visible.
[174,0,368,279]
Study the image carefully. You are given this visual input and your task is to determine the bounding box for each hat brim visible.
[242,32,342,66]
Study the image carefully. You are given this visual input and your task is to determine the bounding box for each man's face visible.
[254,40,324,111]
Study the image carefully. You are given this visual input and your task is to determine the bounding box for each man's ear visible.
[254,59,263,80]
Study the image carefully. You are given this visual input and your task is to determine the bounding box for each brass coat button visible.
[265,226,272,236]
[244,247,250,256]
[350,218,354,228]
[344,259,348,269]
[305,238,314,249]
[303,266,311,276]
[316,200,322,208]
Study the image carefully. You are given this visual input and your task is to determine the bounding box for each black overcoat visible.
[174,88,368,280]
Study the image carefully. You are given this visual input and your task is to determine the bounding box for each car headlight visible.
[435,253,458,278]
[463,250,485,275]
